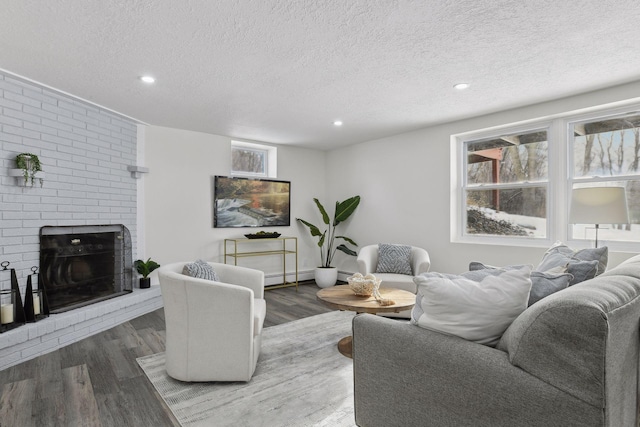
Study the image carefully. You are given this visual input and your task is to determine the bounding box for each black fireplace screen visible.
[40,225,133,313]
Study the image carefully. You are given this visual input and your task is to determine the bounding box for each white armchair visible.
[158,261,266,382]
[357,244,430,318]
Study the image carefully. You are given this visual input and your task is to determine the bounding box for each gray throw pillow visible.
[183,259,220,281]
[527,271,573,306]
[537,242,608,276]
[563,259,599,285]
[376,244,413,275]
[469,262,573,306]
[469,262,529,272]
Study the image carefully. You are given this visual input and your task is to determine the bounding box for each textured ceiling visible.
[1,1,640,150]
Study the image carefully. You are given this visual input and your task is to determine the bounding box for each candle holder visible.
[24,266,49,322]
[0,289,16,327]
[0,261,26,333]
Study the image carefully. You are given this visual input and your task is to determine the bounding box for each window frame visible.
[564,106,640,252]
[452,100,640,252]
[452,122,554,248]
[230,140,278,178]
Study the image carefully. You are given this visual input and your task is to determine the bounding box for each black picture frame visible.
[214,176,291,228]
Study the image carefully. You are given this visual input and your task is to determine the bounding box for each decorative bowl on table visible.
[347,273,381,297]
[244,232,281,239]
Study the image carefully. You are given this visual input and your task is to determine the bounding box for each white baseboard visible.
[263,269,356,286]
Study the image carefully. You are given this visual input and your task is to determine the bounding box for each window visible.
[462,128,549,240]
[453,101,640,251]
[231,141,277,178]
[568,112,640,246]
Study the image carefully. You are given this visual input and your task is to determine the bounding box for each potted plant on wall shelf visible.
[297,196,360,288]
[9,153,44,187]
[134,258,161,289]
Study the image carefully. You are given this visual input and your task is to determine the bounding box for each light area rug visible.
[137,310,357,427]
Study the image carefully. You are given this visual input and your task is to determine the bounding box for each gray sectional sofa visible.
[352,254,640,427]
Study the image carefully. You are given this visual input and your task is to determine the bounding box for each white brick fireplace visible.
[0,71,160,370]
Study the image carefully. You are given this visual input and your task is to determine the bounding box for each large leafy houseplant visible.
[297,196,361,268]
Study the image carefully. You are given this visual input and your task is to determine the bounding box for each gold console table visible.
[224,237,298,290]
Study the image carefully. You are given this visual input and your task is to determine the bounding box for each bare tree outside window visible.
[231,141,277,177]
[232,148,266,175]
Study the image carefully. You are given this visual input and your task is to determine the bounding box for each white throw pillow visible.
[411,266,532,347]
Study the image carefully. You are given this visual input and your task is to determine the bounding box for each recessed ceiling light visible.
[140,75,156,84]
[454,83,470,90]
[333,120,343,126]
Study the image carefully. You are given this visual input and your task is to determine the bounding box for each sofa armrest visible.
[352,314,600,427]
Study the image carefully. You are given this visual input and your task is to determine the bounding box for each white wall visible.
[328,81,640,274]
[142,81,640,278]
[142,125,327,281]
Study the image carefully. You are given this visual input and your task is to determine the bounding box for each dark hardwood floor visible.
[0,282,333,427]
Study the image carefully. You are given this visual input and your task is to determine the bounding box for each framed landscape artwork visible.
[213,176,291,228]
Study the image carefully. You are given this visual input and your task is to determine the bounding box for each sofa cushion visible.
[376,244,412,275]
[411,266,532,347]
[368,273,417,293]
[537,242,608,282]
[182,259,220,281]
[469,262,573,306]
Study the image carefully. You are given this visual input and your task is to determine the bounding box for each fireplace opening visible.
[40,225,133,313]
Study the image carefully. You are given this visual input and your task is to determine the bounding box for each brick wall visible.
[0,71,150,369]
[0,71,139,291]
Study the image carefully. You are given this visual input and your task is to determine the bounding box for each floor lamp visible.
[569,187,630,248]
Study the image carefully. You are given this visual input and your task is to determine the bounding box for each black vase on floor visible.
[139,277,151,289]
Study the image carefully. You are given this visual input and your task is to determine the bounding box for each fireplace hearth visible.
[40,225,133,313]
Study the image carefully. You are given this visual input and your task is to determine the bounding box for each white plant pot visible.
[315,267,338,288]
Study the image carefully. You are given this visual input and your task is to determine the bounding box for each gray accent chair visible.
[352,254,640,427]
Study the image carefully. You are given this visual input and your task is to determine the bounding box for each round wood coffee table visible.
[316,285,415,358]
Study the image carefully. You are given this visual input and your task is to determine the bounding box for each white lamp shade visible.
[569,187,630,225]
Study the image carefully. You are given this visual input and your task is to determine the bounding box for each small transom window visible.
[231,141,277,178]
